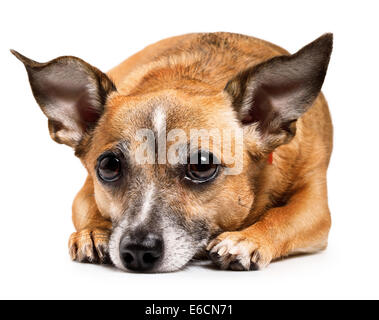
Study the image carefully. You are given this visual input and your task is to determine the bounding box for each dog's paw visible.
[206,231,273,271]
[68,228,111,264]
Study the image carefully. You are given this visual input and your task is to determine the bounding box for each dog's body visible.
[14,32,333,272]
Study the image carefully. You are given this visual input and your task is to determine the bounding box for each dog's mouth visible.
[108,217,211,273]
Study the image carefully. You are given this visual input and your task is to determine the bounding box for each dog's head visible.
[13,34,332,272]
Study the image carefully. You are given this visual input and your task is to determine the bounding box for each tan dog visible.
[12,32,333,272]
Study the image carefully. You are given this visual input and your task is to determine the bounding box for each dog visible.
[12,32,333,272]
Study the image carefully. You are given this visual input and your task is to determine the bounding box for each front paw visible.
[69,228,110,264]
[206,231,273,271]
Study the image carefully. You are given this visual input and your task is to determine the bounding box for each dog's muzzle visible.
[109,210,211,273]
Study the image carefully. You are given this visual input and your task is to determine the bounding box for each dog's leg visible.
[69,176,112,264]
[207,172,331,270]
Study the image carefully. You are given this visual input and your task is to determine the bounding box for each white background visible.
[1,0,378,300]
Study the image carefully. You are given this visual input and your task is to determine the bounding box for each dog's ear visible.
[225,33,333,151]
[11,50,116,148]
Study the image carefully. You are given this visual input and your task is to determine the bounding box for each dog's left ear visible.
[225,33,333,151]
[11,50,116,148]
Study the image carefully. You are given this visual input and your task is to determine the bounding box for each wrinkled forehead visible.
[112,92,236,131]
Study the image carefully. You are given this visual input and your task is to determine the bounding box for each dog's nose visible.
[119,232,163,272]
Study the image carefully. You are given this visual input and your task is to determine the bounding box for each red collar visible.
[268,152,273,164]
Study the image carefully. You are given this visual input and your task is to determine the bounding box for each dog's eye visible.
[186,152,220,183]
[97,154,122,182]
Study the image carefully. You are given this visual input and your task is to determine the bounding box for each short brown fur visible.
[15,32,333,270]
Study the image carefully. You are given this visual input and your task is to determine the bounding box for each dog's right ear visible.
[11,50,116,148]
